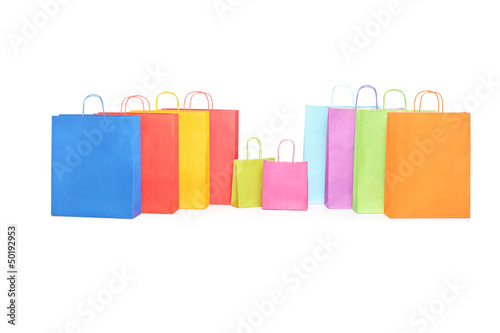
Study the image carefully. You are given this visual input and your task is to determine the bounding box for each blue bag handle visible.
[355,85,378,110]
[82,94,105,116]
[331,85,355,107]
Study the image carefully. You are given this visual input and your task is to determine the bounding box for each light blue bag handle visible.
[355,85,378,110]
[82,94,105,116]
[331,85,355,107]
[383,89,407,110]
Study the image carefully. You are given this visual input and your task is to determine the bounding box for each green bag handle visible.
[383,89,407,110]
[246,137,262,159]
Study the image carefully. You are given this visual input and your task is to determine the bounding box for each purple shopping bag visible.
[262,140,308,211]
[325,85,378,209]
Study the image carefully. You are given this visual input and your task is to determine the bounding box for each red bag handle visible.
[121,95,150,114]
[183,91,213,111]
[277,139,295,162]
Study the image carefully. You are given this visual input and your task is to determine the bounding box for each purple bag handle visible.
[355,85,378,110]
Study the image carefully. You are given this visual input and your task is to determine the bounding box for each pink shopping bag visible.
[262,140,308,211]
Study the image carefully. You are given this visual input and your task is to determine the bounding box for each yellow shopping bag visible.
[144,92,210,209]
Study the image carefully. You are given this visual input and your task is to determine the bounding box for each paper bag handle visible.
[277,139,295,162]
[414,90,444,113]
[246,137,262,160]
[184,91,214,111]
[121,95,150,114]
[82,94,105,116]
[383,89,407,110]
[331,85,355,107]
[156,92,180,112]
[355,85,378,110]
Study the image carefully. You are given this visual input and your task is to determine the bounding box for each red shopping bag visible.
[98,95,179,214]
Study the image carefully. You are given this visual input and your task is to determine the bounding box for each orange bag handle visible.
[183,91,214,111]
[414,90,444,113]
[121,95,150,114]
[277,139,295,162]
[156,92,180,112]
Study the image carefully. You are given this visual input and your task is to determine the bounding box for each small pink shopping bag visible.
[262,140,308,211]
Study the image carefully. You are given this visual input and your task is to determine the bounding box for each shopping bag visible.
[152,92,210,209]
[231,137,274,208]
[304,85,355,204]
[326,85,378,209]
[262,140,308,211]
[184,92,238,205]
[352,89,405,214]
[384,91,471,218]
[51,94,141,219]
[99,95,179,214]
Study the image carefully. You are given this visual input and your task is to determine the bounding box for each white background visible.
[1,0,499,332]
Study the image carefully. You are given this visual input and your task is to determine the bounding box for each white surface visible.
[1,0,499,332]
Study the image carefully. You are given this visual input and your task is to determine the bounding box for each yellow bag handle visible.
[156,92,180,112]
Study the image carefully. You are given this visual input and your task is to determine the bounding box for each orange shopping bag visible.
[384,91,470,218]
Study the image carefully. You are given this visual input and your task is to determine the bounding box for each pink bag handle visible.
[277,139,295,162]
[121,95,150,114]
[414,90,444,113]
[183,91,214,110]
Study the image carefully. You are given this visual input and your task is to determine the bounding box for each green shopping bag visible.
[353,89,406,213]
[231,137,275,208]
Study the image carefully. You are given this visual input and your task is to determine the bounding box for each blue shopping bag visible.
[304,85,376,204]
[51,94,141,219]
